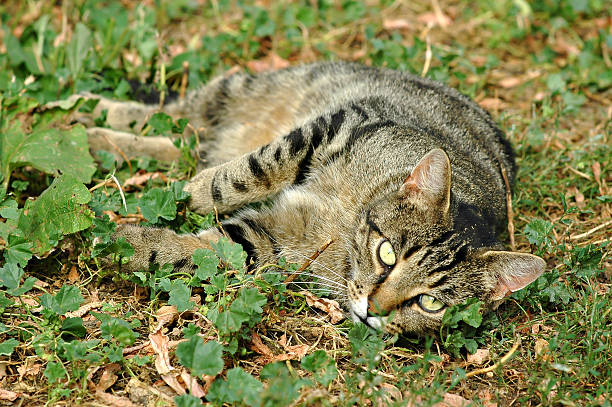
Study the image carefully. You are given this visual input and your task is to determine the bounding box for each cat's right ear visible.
[400,148,451,212]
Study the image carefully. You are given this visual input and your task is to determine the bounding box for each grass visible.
[0,0,610,405]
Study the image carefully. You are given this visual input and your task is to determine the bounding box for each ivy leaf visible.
[212,237,247,272]
[139,188,176,223]
[18,175,93,254]
[40,285,84,315]
[168,280,195,312]
[207,367,263,407]
[176,335,223,376]
[0,338,19,356]
[0,122,95,190]
[192,248,219,281]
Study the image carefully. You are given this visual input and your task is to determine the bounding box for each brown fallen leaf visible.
[478,98,506,110]
[246,52,290,73]
[154,305,179,332]
[0,388,20,402]
[67,265,80,282]
[417,11,451,27]
[250,332,274,360]
[466,348,490,365]
[535,338,550,361]
[96,363,121,392]
[123,171,167,188]
[439,393,471,407]
[180,369,206,398]
[383,18,411,30]
[95,390,139,407]
[65,301,103,318]
[301,291,345,324]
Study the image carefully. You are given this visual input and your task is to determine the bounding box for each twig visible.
[180,61,189,100]
[570,220,612,241]
[284,238,333,284]
[465,334,521,378]
[500,165,516,251]
[421,37,432,77]
[99,131,133,175]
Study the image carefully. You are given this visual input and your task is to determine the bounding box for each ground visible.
[0,0,610,406]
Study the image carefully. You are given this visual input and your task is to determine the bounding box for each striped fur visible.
[86,62,545,335]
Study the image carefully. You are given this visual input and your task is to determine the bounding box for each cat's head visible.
[346,148,545,334]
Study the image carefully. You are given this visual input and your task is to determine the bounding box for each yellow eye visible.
[418,294,445,313]
[378,240,396,266]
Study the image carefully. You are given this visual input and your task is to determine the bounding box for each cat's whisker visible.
[254,228,349,284]
[263,271,347,289]
[271,280,346,294]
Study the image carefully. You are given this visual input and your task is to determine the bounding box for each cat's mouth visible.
[349,297,386,331]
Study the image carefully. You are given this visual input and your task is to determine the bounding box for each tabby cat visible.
[78,62,545,335]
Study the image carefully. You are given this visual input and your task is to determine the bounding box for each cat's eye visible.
[378,240,396,267]
[418,294,445,313]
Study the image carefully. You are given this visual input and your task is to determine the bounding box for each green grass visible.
[0,0,610,405]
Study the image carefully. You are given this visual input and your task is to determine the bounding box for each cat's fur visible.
[78,62,545,335]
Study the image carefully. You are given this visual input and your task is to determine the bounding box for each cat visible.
[75,61,545,335]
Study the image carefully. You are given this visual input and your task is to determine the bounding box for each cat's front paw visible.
[184,169,216,215]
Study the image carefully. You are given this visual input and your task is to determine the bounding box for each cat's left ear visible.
[401,148,451,212]
[482,251,546,301]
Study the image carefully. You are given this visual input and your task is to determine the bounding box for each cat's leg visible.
[185,107,353,214]
[113,225,223,273]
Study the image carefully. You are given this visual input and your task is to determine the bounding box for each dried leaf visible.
[96,363,121,392]
[67,265,79,282]
[149,330,173,375]
[466,348,490,365]
[301,291,345,324]
[246,53,290,72]
[440,393,471,407]
[478,98,505,110]
[179,370,206,398]
[154,305,179,331]
[95,390,139,407]
[161,373,186,395]
[383,18,411,30]
[250,332,273,359]
[65,301,103,318]
[417,12,451,27]
[535,338,549,360]
[0,388,20,401]
[592,162,604,194]
[123,171,167,188]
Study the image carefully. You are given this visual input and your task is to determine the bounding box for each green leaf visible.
[1,123,95,190]
[301,350,338,387]
[66,22,92,80]
[139,188,177,223]
[99,317,137,346]
[18,175,93,254]
[8,276,37,297]
[168,280,195,312]
[212,237,247,271]
[207,367,263,407]
[176,335,224,376]
[61,317,87,339]
[40,285,84,315]
[91,236,134,260]
[213,309,249,334]
[175,394,203,407]
[0,262,23,290]
[148,112,174,135]
[192,248,219,281]
[0,338,19,356]
[171,181,190,202]
[230,287,266,317]
[4,235,33,267]
[523,218,553,248]
[44,361,66,383]
[259,362,304,406]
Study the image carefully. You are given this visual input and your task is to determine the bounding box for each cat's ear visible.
[401,148,451,211]
[482,251,546,301]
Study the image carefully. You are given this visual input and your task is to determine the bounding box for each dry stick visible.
[179,61,189,100]
[284,238,334,284]
[570,220,612,241]
[500,164,516,251]
[465,334,521,379]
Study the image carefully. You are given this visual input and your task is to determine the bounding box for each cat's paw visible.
[184,169,216,215]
